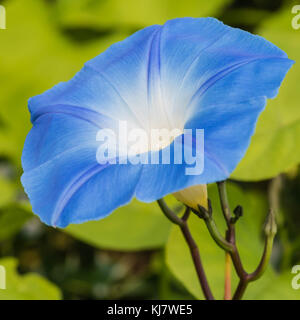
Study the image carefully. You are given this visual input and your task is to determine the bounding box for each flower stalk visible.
[194,202,233,252]
[224,252,232,300]
[216,181,277,300]
[185,180,277,300]
[157,198,184,227]
[157,200,214,300]
[159,180,277,300]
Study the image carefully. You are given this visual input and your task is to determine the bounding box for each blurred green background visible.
[0,0,300,300]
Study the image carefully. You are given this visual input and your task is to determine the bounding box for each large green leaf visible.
[245,271,300,300]
[232,8,300,180]
[55,0,232,29]
[253,272,300,300]
[66,199,174,251]
[166,182,299,299]
[0,257,61,300]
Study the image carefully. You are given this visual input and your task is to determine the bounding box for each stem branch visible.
[157,200,214,300]
[180,208,214,300]
[216,181,277,300]
[224,252,232,300]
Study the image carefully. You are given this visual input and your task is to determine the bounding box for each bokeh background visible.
[0,0,299,300]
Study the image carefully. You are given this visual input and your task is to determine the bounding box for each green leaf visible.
[232,8,300,180]
[0,178,15,208]
[55,0,232,29]
[66,199,174,251]
[0,206,33,242]
[245,271,300,300]
[165,182,284,300]
[0,257,61,300]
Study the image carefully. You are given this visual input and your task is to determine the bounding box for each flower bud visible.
[173,184,208,210]
[264,209,277,238]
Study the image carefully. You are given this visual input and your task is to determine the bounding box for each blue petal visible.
[159,18,292,124]
[22,111,99,172]
[184,58,294,181]
[22,17,294,227]
[28,24,161,129]
[22,145,143,227]
[135,139,200,202]
[136,18,293,201]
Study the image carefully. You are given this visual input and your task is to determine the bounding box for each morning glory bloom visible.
[21,18,293,227]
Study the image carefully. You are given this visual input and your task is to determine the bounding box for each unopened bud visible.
[173,184,208,210]
[264,209,277,238]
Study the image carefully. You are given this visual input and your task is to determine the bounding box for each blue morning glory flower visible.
[21,18,293,227]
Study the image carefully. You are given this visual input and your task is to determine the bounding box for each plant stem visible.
[160,180,277,300]
[217,181,235,299]
[195,204,233,252]
[224,252,232,300]
[217,181,232,225]
[180,209,214,300]
[216,181,277,300]
[157,198,184,227]
[232,278,248,300]
[157,201,214,300]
